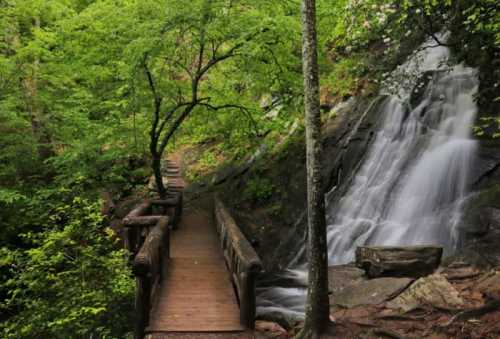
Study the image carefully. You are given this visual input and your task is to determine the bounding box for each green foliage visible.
[0,0,497,336]
[322,57,367,98]
[243,176,276,202]
[0,193,134,338]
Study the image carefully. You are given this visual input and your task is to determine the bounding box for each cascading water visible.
[326,47,478,264]
[256,36,479,318]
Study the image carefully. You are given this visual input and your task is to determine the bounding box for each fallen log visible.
[355,245,442,278]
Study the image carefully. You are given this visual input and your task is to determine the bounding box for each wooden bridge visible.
[123,160,263,338]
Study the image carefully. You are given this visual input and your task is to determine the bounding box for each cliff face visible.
[460,137,500,266]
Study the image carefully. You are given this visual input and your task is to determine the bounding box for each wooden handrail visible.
[152,195,183,229]
[132,216,170,339]
[123,194,182,339]
[214,196,263,329]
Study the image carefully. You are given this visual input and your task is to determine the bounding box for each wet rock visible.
[328,264,366,294]
[461,188,500,267]
[330,276,413,309]
[461,138,500,267]
[257,311,300,331]
[255,320,288,339]
[355,245,443,278]
[387,273,464,312]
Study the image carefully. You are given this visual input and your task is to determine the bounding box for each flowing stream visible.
[257,36,479,318]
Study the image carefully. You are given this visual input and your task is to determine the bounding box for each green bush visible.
[0,195,134,339]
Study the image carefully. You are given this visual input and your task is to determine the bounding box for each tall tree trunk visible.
[298,0,330,337]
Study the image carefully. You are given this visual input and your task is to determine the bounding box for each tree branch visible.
[155,102,192,139]
[197,102,260,135]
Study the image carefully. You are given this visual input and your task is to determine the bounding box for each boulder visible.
[330,276,413,309]
[386,273,464,312]
[355,245,443,278]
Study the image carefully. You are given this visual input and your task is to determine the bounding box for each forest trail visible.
[146,157,247,337]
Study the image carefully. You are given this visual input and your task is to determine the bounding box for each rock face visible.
[455,135,500,267]
[220,91,500,270]
[355,246,443,278]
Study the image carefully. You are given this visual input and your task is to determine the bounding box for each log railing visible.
[123,195,182,254]
[132,217,169,339]
[214,196,263,329]
[123,192,182,339]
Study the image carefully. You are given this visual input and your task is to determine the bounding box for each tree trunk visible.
[152,153,167,199]
[299,0,330,338]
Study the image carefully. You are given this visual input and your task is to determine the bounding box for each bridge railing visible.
[123,194,182,339]
[123,195,182,253]
[132,216,169,339]
[214,196,263,329]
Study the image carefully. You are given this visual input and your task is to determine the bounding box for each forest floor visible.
[259,263,500,339]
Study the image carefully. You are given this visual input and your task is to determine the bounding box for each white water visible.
[257,36,479,318]
[326,42,478,264]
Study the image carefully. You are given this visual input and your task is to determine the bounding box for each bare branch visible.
[198,102,260,135]
[156,102,192,138]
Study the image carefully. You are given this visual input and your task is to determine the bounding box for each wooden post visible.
[239,271,256,329]
[135,275,151,339]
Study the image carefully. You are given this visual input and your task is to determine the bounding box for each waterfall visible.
[326,41,478,264]
[256,36,479,318]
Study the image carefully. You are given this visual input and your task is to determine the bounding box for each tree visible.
[298,0,330,338]
[136,0,273,198]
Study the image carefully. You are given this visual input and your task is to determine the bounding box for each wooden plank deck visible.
[147,200,244,334]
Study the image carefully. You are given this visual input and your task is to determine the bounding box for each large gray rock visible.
[330,276,413,309]
[328,265,413,309]
[355,245,443,278]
